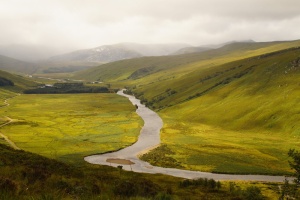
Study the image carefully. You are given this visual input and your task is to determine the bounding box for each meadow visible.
[0,93,142,164]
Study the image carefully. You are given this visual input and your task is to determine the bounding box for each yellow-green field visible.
[152,120,295,175]
[0,93,142,163]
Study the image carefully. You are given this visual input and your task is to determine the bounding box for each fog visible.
[1,0,299,58]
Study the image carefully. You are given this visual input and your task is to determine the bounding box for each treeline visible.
[0,77,14,86]
[24,82,112,94]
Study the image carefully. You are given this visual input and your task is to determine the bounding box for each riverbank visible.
[84,90,293,182]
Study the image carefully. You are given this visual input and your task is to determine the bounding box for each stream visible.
[84,90,291,182]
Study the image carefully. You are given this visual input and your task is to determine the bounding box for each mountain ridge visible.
[49,43,191,63]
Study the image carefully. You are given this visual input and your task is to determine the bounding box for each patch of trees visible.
[179,178,221,191]
[279,149,300,199]
[228,183,265,200]
[0,77,14,86]
[24,82,110,94]
[128,66,156,79]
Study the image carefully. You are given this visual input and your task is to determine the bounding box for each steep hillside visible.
[160,47,300,132]
[0,54,37,74]
[140,46,300,174]
[75,40,300,84]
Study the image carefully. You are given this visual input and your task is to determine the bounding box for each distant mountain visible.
[118,43,191,56]
[50,44,143,63]
[0,54,37,75]
[75,39,300,83]
[49,43,191,63]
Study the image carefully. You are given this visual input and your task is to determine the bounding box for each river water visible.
[84,90,291,182]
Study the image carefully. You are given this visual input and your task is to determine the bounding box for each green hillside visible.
[75,40,300,84]
[75,40,300,174]
[146,47,300,174]
[0,70,38,93]
[0,70,38,121]
[0,54,37,75]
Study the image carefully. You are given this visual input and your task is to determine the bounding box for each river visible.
[84,90,292,182]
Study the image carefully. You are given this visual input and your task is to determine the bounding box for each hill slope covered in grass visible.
[0,69,38,106]
[75,39,300,174]
[0,70,38,108]
[141,47,300,174]
[0,54,37,75]
[74,40,300,83]
[0,70,38,92]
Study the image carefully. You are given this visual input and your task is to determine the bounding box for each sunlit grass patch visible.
[0,93,142,163]
[148,119,296,175]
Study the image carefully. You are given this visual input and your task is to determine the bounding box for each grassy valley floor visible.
[142,120,297,175]
[0,93,142,164]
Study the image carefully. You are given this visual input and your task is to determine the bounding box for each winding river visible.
[84,90,291,182]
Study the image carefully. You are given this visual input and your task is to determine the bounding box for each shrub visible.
[242,186,264,200]
[113,178,160,198]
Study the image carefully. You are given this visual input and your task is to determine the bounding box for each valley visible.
[0,92,141,164]
[0,39,300,199]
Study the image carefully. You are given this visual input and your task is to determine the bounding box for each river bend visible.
[84,90,291,182]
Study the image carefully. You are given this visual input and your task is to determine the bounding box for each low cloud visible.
[0,0,299,51]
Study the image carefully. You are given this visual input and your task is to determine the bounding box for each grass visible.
[0,93,142,164]
[0,143,292,199]
[139,47,300,175]
[0,70,38,92]
[147,121,296,174]
[73,43,300,175]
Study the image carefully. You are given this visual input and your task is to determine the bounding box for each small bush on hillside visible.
[228,182,265,200]
[242,186,264,200]
[0,177,19,195]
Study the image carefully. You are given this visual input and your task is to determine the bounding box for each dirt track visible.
[0,94,21,150]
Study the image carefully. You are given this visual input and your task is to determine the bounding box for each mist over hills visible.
[0,39,291,76]
[49,43,191,63]
[0,44,69,62]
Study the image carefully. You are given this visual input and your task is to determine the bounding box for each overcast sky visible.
[1,0,300,51]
